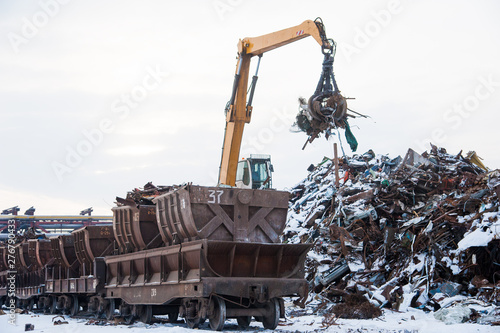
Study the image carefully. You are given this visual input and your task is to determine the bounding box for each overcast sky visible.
[1,0,499,216]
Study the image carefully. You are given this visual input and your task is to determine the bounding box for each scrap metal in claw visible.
[308,91,347,128]
[300,18,349,149]
[292,18,355,149]
[301,51,348,149]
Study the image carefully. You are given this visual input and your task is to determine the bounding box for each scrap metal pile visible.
[115,182,173,206]
[284,144,500,325]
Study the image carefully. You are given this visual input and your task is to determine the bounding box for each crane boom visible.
[218,19,333,187]
[238,19,329,56]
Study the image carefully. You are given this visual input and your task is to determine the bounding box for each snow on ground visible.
[2,307,498,333]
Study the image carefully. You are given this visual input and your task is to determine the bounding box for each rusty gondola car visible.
[0,186,310,331]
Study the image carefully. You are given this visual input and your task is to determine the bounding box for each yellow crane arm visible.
[238,19,328,55]
[218,19,332,187]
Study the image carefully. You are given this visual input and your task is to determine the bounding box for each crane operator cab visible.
[235,154,274,189]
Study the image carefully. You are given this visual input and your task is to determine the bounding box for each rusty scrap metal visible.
[285,144,500,321]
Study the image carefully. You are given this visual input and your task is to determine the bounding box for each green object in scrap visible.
[344,120,358,152]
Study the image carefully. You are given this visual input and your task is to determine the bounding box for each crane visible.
[217,18,344,189]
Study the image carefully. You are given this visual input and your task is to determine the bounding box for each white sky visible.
[1,0,499,215]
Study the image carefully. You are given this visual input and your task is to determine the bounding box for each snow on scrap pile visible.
[284,144,500,325]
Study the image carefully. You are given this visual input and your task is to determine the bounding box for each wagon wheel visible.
[49,296,58,314]
[88,297,98,316]
[168,311,179,323]
[185,316,203,329]
[37,298,45,312]
[124,314,135,325]
[105,299,115,320]
[184,301,205,329]
[96,298,107,318]
[27,298,35,311]
[262,298,280,330]
[208,296,226,331]
[70,295,79,316]
[237,316,251,328]
[43,298,50,314]
[140,305,153,324]
[185,315,205,328]
[62,296,71,315]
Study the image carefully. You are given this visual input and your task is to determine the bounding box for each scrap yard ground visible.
[2,305,499,332]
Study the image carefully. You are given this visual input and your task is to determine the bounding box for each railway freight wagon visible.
[0,185,310,331]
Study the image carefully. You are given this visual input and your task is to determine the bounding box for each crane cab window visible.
[236,160,250,186]
[250,160,271,189]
